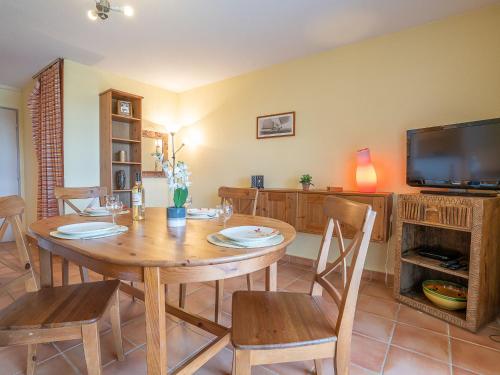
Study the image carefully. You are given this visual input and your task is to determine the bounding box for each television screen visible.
[407,119,500,190]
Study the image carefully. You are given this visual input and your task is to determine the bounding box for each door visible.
[0,108,20,242]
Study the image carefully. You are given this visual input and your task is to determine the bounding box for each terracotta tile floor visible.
[0,243,499,374]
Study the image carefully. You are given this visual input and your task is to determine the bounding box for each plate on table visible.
[57,222,117,236]
[50,225,128,240]
[187,208,217,216]
[219,226,279,243]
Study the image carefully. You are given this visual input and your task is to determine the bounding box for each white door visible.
[0,107,20,242]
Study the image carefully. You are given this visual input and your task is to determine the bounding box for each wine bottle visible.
[132,172,145,221]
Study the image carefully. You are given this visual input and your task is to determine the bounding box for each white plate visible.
[84,206,109,213]
[57,222,117,236]
[187,208,217,216]
[207,233,284,248]
[187,214,216,220]
[219,226,279,243]
[50,225,128,240]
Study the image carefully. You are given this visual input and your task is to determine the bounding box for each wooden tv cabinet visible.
[394,193,500,332]
[254,189,393,242]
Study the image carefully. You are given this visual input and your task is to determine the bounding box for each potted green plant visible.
[153,132,191,227]
[299,174,314,191]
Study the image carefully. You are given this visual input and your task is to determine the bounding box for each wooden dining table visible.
[29,207,296,375]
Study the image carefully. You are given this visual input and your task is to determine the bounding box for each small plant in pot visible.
[299,174,314,191]
[164,161,191,227]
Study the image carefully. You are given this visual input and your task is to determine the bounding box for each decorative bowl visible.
[422,280,467,310]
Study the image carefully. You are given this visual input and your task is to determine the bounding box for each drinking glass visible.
[105,195,123,224]
[222,203,233,228]
[185,195,192,209]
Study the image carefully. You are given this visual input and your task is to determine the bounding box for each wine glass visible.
[222,202,233,228]
[185,195,192,210]
[105,195,123,225]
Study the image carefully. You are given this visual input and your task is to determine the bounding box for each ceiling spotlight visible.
[87,0,134,21]
[87,9,98,21]
[123,5,134,17]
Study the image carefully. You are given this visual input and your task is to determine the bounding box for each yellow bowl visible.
[422,280,467,310]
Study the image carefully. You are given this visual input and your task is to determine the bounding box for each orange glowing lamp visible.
[356,148,377,193]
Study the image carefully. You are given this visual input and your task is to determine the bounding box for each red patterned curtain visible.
[28,59,64,220]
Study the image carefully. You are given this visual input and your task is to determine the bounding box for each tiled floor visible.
[0,242,499,374]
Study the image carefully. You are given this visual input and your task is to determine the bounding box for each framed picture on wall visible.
[256,111,295,139]
[117,100,132,117]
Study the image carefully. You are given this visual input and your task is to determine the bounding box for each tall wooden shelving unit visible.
[99,89,143,208]
[394,193,500,332]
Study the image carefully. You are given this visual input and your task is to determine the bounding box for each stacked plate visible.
[208,226,284,248]
[79,207,110,217]
[187,208,217,220]
[79,207,129,217]
[50,222,128,240]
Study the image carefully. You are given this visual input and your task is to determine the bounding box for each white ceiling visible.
[1,0,498,92]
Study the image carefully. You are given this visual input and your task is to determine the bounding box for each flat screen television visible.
[406,118,500,190]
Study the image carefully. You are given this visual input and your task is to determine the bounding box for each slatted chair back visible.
[54,186,107,215]
[0,196,40,296]
[310,196,376,375]
[218,187,258,216]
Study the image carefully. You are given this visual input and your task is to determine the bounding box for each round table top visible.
[29,208,296,268]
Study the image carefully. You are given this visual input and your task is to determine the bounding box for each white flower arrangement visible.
[163,161,191,191]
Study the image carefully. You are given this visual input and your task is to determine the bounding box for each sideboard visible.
[253,189,393,242]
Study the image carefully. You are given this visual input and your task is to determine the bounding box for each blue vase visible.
[166,206,186,227]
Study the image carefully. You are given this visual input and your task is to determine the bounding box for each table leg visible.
[265,262,277,291]
[144,267,167,375]
[38,247,53,288]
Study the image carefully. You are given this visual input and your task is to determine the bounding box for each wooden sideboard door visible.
[297,193,328,234]
[257,192,297,227]
[338,195,387,241]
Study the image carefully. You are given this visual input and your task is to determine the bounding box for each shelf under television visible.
[401,219,471,233]
[401,250,469,279]
[399,289,467,323]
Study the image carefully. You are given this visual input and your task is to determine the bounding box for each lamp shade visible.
[356,148,377,193]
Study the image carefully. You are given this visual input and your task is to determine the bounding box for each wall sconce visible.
[356,148,377,193]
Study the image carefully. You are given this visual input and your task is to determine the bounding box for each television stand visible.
[394,193,500,332]
[420,190,497,198]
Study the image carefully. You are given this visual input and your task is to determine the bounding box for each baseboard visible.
[282,254,394,284]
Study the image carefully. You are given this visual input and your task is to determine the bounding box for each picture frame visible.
[117,100,132,117]
[256,111,295,139]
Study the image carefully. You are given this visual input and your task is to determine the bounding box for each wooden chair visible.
[54,186,107,284]
[0,195,124,375]
[231,196,376,375]
[179,187,259,323]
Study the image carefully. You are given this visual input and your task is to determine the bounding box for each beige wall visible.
[63,60,178,206]
[17,5,500,273]
[0,85,21,110]
[0,85,29,213]
[176,5,500,271]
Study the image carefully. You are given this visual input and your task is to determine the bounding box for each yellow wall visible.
[176,5,500,271]
[0,85,21,109]
[17,5,500,273]
[0,85,29,212]
[63,60,178,206]
[19,61,179,222]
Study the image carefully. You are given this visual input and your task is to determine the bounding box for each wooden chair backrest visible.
[0,196,40,295]
[218,187,259,216]
[54,186,108,215]
[310,196,376,375]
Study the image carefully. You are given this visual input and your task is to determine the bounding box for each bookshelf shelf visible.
[100,89,143,207]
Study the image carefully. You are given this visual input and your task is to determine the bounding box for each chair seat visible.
[0,280,121,330]
[231,291,337,350]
